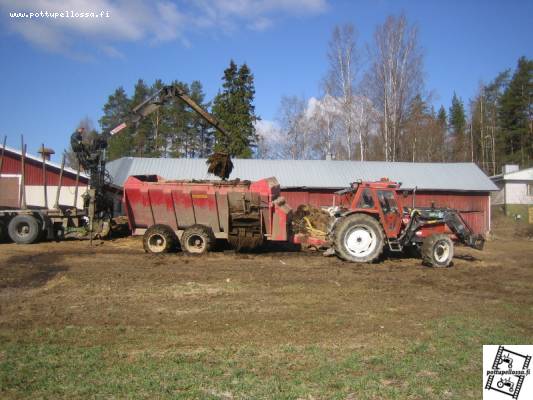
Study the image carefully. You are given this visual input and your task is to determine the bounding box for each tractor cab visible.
[340,178,404,239]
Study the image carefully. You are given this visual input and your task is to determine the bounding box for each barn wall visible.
[0,174,88,209]
[280,188,491,234]
[0,151,86,186]
[1,150,90,209]
[25,185,88,208]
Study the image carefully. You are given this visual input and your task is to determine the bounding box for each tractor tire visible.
[8,215,41,244]
[334,214,384,263]
[422,234,454,268]
[180,225,215,255]
[143,225,177,254]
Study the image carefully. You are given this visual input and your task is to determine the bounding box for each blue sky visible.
[0,0,532,161]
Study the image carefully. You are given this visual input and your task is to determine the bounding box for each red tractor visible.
[326,179,485,267]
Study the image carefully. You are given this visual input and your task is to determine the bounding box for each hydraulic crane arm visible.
[111,84,229,138]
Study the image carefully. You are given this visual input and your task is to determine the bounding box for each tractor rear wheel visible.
[422,234,454,268]
[8,215,41,244]
[143,225,177,254]
[334,214,384,263]
[181,225,215,255]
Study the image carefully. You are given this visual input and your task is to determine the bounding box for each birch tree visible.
[278,95,310,159]
[367,14,423,161]
[324,24,361,160]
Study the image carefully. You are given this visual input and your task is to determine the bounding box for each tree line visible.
[69,14,531,176]
[67,60,259,165]
[260,15,532,175]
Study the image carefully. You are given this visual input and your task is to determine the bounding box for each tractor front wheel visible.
[422,234,454,268]
[334,214,384,263]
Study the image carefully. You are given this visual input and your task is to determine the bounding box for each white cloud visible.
[247,17,273,31]
[254,119,285,158]
[255,119,282,141]
[100,44,125,59]
[0,0,328,59]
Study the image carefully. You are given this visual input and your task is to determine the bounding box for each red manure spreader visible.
[124,175,484,268]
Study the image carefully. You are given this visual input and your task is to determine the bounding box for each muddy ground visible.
[0,230,532,398]
[1,234,532,348]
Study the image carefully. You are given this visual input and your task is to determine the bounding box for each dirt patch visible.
[0,228,532,347]
[0,253,68,289]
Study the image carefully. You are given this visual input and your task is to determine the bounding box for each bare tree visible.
[324,24,362,160]
[277,95,312,159]
[367,14,424,161]
[254,121,284,159]
[308,94,339,159]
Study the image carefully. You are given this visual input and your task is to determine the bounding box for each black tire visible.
[334,214,384,263]
[143,225,177,254]
[8,215,41,244]
[0,219,6,242]
[180,225,215,255]
[422,234,454,268]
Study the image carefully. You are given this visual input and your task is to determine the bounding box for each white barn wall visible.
[25,185,89,209]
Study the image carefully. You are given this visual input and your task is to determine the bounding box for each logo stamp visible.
[484,345,532,399]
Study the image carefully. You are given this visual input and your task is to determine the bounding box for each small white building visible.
[491,165,533,223]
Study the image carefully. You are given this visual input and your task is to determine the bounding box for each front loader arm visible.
[443,210,485,250]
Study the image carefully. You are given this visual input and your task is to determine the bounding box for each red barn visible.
[0,145,88,209]
[107,158,498,234]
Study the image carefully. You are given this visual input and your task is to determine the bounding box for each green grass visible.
[0,315,530,399]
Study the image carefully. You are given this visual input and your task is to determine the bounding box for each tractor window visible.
[357,189,375,209]
[377,190,398,214]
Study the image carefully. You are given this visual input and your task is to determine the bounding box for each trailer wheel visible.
[334,214,384,263]
[181,225,214,255]
[143,225,177,254]
[8,215,41,244]
[422,234,454,268]
[0,220,6,242]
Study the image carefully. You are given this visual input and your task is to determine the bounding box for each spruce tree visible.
[189,81,213,157]
[99,87,133,160]
[498,56,533,167]
[212,60,259,158]
[167,80,190,157]
[449,92,467,161]
[437,106,448,161]
[130,79,152,156]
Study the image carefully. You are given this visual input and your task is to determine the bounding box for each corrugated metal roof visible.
[107,157,498,192]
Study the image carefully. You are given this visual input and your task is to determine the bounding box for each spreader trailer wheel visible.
[333,213,384,263]
[143,225,177,254]
[180,225,215,255]
[422,234,454,268]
